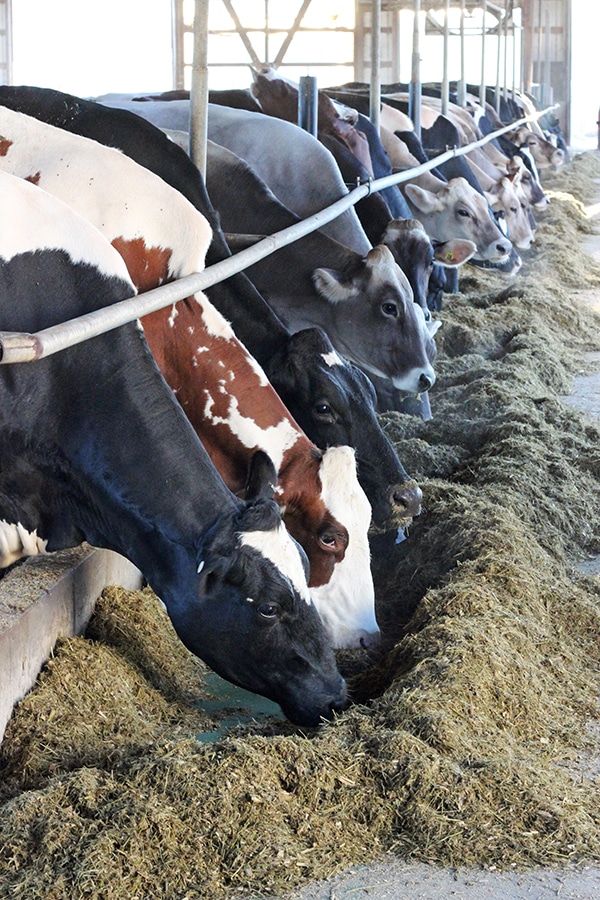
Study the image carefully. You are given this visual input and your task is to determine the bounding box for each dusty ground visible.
[276,199,600,900]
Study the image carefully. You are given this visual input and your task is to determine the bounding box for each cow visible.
[0,85,421,535]
[0,170,346,726]
[93,93,373,256]
[402,176,513,266]
[204,140,437,403]
[505,124,565,170]
[0,105,378,650]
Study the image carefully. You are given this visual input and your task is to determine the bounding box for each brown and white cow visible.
[0,105,379,649]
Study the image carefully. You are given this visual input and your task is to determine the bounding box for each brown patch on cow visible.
[0,136,13,156]
[111,236,173,293]
[24,172,41,186]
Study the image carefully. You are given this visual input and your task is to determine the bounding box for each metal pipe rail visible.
[0,103,557,365]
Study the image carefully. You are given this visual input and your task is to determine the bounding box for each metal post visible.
[370,0,381,133]
[480,1,487,108]
[543,8,551,107]
[457,0,466,106]
[298,75,318,136]
[495,9,501,114]
[264,0,269,65]
[512,8,517,100]
[503,0,509,101]
[536,0,543,89]
[409,0,422,139]
[189,0,209,179]
[442,0,450,117]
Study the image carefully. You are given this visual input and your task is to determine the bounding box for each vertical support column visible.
[391,7,401,84]
[480,0,487,108]
[298,75,318,136]
[442,0,450,117]
[457,0,466,107]
[543,8,552,106]
[409,0,422,139]
[502,0,508,102]
[189,0,209,179]
[495,8,501,114]
[370,0,381,133]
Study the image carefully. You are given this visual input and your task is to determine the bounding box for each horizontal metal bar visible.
[0,104,556,365]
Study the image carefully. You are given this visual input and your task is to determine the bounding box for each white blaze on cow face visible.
[309,446,379,649]
[322,349,343,367]
[0,520,48,567]
[240,523,312,604]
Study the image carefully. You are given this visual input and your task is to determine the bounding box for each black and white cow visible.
[0,170,346,727]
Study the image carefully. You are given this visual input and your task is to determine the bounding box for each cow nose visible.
[359,629,382,651]
[328,683,350,716]
[391,479,422,518]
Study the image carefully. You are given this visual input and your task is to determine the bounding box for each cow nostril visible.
[391,480,423,518]
[359,630,381,651]
[419,372,433,391]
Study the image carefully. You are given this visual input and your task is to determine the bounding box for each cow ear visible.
[404,183,443,214]
[245,449,278,502]
[312,267,355,303]
[433,239,477,267]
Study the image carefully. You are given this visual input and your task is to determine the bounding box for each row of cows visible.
[0,76,564,727]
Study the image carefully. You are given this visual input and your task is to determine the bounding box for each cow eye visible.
[313,401,334,421]
[258,602,280,620]
[382,301,399,318]
[457,208,470,218]
[510,206,518,214]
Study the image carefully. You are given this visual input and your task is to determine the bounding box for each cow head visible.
[508,125,565,170]
[307,446,380,651]
[404,176,513,264]
[168,451,347,726]
[266,327,423,533]
[484,176,535,251]
[311,244,437,395]
[380,218,476,315]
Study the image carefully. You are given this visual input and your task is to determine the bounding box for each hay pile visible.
[2,153,600,899]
